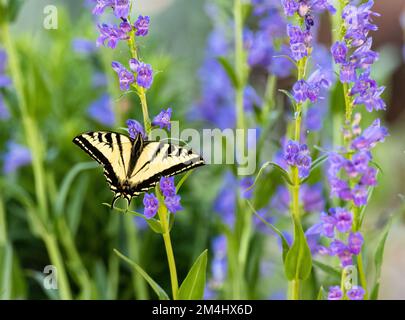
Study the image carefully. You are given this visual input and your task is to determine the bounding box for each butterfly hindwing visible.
[128,141,205,193]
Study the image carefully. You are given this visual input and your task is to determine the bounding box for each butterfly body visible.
[73,131,204,204]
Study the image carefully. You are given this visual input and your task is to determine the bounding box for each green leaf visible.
[114,249,169,300]
[246,200,289,262]
[0,243,13,299]
[176,170,193,192]
[313,260,341,279]
[55,162,98,216]
[217,56,239,88]
[284,219,312,281]
[278,89,297,112]
[104,203,163,234]
[370,216,393,300]
[178,249,208,300]
[248,162,293,191]
[317,286,325,300]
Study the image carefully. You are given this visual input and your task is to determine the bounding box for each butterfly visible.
[73,131,205,205]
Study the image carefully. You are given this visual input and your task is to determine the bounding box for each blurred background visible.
[0,0,404,299]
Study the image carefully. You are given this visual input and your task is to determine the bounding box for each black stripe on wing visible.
[130,156,205,194]
[72,134,120,188]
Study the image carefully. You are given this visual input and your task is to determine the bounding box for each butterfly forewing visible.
[73,132,133,192]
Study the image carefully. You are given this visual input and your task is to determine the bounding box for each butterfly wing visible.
[128,141,205,193]
[72,131,133,195]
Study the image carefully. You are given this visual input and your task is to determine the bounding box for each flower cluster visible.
[328,285,365,301]
[142,176,183,219]
[283,140,312,179]
[152,108,172,130]
[328,118,387,207]
[112,59,153,91]
[331,1,385,112]
[92,1,153,91]
[245,1,293,77]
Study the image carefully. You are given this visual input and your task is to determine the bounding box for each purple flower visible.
[126,119,146,139]
[305,104,326,132]
[351,119,388,151]
[282,0,299,16]
[320,212,336,238]
[347,286,365,300]
[287,24,311,61]
[134,15,150,37]
[348,232,364,255]
[340,62,356,83]
[328,286,343,300]
[331,41,348,64]
[293,80,310,102]
[120,20,132,33]
[111,61,134,91]
[97,23,129,49]
[129,59,153,89]
[283,140,312,178]
[92,0,114,16]
[212,235,227,259]
[113,0,130,18]
[160,176,176,197]
[3,142,32,174]
[152,108,172,130]
[351,73,386,112]
[164,195,182,213]
[143,193,159,219]
[87,94,115,126]
[352,184,368,206]
[343,0,379,47]
[72,38,97,55]
[350,38,379,69]
[246,30,273,68]
[332,207,353,233]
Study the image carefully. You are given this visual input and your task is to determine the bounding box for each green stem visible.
[1,22,49,223]
[128,30,151,135]
[124,215,149,299]
[157,201,178,300]
[43,233,72,300]
[0,195,7,245]
[234,0,246,132]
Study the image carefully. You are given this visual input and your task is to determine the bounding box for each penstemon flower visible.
[87,93,115,126]
[152,108,172,130]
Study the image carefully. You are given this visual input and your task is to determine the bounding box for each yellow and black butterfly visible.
[73,131,204,205]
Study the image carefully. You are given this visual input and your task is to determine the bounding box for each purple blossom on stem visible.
[152,108,172,130]
[164,195,183,213]
[97,23,129,49]
[332,207,353,233]
[129,59,153,89]
[143,193,159,219]
[348,232,364,255]
[331,41,348,64]
[351,119,388,151]
[127,119,146,139]
[328,286,343,300]
[112,61,135,90]
[283,140,312,178]
[134,15,150,36]
[347,286,365,300]
[92,0,114,16]
[160,176,176,197]
[113,0,130,18]
[281,0,299,16]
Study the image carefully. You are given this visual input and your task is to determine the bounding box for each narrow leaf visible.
[217,56,239,88]
[178,249,208,300]
[370,216,393,300]
[313,260,341,279]
[317,286,325,300]
[114,249,169,300]
[246,200,289,262]
[104,203,163,234]
[284,219,312,281]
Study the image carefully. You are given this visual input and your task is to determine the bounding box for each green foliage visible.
[178,250,208,300]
